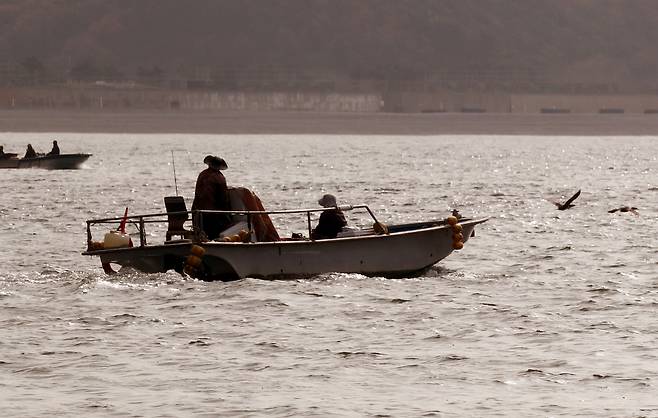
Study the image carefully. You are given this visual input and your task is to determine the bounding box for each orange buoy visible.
[190,245,205,257]
[183,244,206,278]
[186,255,202,267]
[373,222,389,234]
[453,241,464,250]
[446,216,458,226]
[452,233,464,242]
[452,223,463,233]
[89,241,104,251]
[238,230,251,242]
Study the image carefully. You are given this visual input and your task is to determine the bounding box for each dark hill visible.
[1,0,657,91]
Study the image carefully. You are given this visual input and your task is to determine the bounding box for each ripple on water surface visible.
[0,134,657,416]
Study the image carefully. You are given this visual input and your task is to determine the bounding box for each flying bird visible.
[608,206,639,215]
[551,189,581,210]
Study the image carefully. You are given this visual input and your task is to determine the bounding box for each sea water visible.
[0,133,656,417]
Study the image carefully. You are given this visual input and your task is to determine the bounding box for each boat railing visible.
[85,204,381,250]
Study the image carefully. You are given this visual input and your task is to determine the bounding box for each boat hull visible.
[84,218,486,281]
[0,153,92,169]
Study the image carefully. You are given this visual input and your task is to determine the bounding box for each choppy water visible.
[0,133,657,417]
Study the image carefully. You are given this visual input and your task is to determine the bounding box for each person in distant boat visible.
[0,145,18,160]
[47,140,60,156]
[311,194,347,240]
[192,155,232,240]
[24,144,37,159]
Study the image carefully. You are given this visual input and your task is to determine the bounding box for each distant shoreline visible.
[2,109,658,135]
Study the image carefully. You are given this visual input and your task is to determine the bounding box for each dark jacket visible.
[47,142,60,156]
[312,209,347,240]
[24,145,36,159]
[192,168,231,239]
[192,168,229,210]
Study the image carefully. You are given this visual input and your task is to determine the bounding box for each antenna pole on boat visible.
[171,150,179,196]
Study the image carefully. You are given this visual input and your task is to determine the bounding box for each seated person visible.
[311,194,347,240]
[0,145,18,160]
[47,140,60,156]
[24,144,37,159]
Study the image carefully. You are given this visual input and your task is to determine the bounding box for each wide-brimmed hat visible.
[318,194,337,207]
[203,155,228,170]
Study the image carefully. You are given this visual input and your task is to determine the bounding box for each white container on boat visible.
[103,231,131,249]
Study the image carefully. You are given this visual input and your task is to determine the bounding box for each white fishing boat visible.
[82,189,487,281]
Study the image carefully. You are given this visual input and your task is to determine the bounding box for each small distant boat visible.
[82,190,488,281]
[0,153,92,169]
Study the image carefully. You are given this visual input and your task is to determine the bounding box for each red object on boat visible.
[118,207,129,234]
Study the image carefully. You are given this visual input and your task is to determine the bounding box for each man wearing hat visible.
[311,194,347,240]
[192,155,232,240]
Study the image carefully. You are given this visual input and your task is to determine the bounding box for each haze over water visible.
[1,133,656,417]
